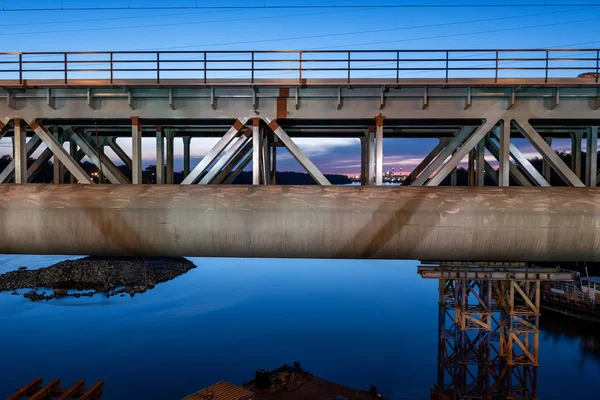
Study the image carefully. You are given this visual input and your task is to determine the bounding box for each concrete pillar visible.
[499,120,511,187]
[375,123,384,186]
[543,137,553,183]
[53,127,64,184]
[182,136,191,178]
[13,118,27,184]
[468,148,476,187]
[586,127,598,187]
[131,117,142,184]
[155,126,164,185]
[572,132,582,179]
[69,139,78,183]
[252,118,261,185]
[476,139,485,186]
[166,130,174,184]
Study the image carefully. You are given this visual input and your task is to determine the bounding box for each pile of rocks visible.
[0,256,197,301]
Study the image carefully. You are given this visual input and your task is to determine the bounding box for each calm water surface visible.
[0,255,599,399]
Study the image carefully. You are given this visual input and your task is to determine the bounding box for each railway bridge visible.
[0,48,600,261]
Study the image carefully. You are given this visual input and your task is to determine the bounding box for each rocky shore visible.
[0,256,197,301]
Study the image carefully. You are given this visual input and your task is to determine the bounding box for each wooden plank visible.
[78,381,104,400]
[29,378,60,400]
[6,377,43,400]
[57,379,86,400]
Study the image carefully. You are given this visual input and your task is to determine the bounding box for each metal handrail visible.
[0,49,599,85]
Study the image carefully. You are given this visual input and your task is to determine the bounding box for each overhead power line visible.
[3,2,600,12]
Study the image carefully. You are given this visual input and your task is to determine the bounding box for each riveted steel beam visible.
[412,127,474,186]
[514,119,585,187]
[265,118,331,186]
[0,135,42,183]
[68,129,128,184]
[182,118,249,184]
[29,121,93,184]
[427,118,501,187]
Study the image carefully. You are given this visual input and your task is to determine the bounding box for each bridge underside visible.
[1,78,600,260]
[1,83,599,188]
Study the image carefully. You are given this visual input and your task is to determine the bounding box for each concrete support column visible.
[166,130,174,184]
[586,127,598,187]
[252,118,261,185]
[13,118,27,184]
[499,120,511,187]
[476,139,485,186]
[367,127,376,186]
[375,116,384,186]
[182,136,191,178]
[53,127,64,184]
[155,126,164,184]
[572,132,583,179]
[543,138,553,183]
[468,149,476,187]
[131,117,142,184]
[69,139,78,183]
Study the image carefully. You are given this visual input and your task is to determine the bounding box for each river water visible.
[0,255,599,400]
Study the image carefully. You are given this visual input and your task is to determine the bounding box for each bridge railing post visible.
[64,53,68,84]
[251,51,255,84]
[445,51,449,83]
[545,50,549,83]
[110,52,114,84]
[596,50,600,83]
[18,53,22,85]
[495,50,499,83]
[156,52,160,84]
[298,51,303,84]
[396,51,400,85]
[203,51,207,84]
[347,51,351,85]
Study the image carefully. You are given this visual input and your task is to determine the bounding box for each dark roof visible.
[182,381,253,400]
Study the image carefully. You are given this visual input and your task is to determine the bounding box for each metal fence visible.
[0,49,599,85]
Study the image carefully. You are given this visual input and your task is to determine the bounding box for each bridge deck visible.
[1,77,599,88]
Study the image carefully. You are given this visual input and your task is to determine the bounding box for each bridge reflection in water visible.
[419,263,578,400]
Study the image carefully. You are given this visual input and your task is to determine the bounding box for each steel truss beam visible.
[403,139,448,185]
[68,129,128,184]
[29,121,93,184]
[265,118,331,186]
[514,120,584,187]
[27,148,53,182]
[200,131,251,184]
[181,118,249,184]
[212,140,253,184]
[0,135,42,183]
[105,136,132,170]
[427,118,501,187]
[411,127,474,186]
[493,129,548,186]
[484,137,532,187]
[223,152,253,184]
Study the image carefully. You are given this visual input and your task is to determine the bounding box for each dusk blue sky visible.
[1,0,598,175]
